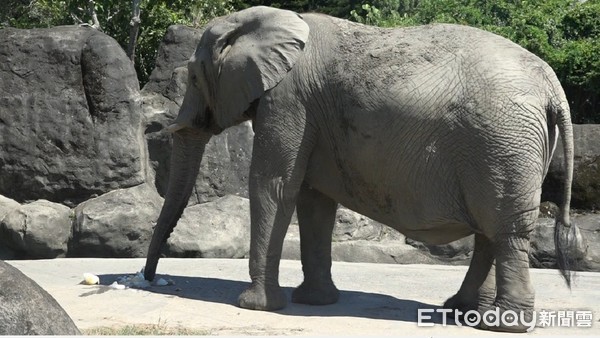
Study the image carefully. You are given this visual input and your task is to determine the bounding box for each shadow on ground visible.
[87,273,450,325]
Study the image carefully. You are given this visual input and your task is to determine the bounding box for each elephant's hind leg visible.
[480,230,536,333]
[292,183,340,305]
[444,234,495,313]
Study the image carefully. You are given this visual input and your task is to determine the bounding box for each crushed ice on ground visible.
[109,281,126,290]
[112,267,174,290]
[154,278,169,286]
[81,267,174,290]
[116,270,152,289]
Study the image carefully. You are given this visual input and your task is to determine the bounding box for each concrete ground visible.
[7,258,600,336]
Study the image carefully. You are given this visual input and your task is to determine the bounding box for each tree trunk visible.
[88,0,101,29]
[127,0,141,63]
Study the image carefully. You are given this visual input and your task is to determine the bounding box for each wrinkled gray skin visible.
[144,6,578,332]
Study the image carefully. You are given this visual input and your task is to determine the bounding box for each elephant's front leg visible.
[292,183,339,305]
[237,173,296,311]
[237,114,314,311]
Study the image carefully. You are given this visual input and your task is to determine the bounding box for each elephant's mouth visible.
[167,107,223,135]
[201,107,224,135]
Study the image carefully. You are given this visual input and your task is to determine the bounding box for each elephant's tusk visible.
[166,123,186,133]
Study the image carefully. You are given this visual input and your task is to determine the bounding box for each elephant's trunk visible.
[144,128,211,281]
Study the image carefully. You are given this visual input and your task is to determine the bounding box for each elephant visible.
[144,6,580,332]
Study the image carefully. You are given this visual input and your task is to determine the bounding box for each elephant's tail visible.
[550,94,580,288]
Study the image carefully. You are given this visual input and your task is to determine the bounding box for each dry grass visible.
[83,323,210,336]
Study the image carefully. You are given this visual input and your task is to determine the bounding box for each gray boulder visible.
[405,236,473,264]
[193,122,253,204]
[332,206,471,265]
[543,124,600,210]
[283,227,439,265]
[143,25,204,98]
[142,25,253,206]
[0,26,146,207]
[530,212,599,272]
[0,260,80,335]
[0,200,71,258]
[0,195,20,222]
[333,207,404,242]
[0,196,20,259]
[575,213,600,271]
[529,217,588,269]
[331,241,440,265]
[166,195,251,258]
[70,184,162,257]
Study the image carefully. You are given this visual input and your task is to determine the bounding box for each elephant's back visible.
[318,18,549,90]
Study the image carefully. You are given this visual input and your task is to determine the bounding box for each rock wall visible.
[0,24,598,272]
[543,124,600,210]
[0,26,147,207]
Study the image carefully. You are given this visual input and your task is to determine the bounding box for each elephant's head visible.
[144,6,310,281]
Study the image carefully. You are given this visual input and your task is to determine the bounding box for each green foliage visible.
[562,1,600,40]
[1,0,67,28]
[350,0,600,123]
[351,3,404,27]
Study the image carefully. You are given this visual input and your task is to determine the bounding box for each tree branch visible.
[127,0,141,63]
[88,0,101,30]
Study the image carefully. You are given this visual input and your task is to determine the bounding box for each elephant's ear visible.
[208,6,310,126]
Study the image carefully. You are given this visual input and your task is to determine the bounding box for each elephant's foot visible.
[477,304,535,333]
[444,289,496,325]
[443,293,477,313]
[238,282,287,311]
[444,289,495,311]
[443,293,480,324]
[291,281,339,305]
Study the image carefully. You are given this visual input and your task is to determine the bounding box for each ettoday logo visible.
[417,308,593,331]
